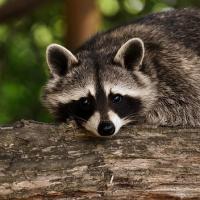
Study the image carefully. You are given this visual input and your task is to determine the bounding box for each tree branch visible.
[0,120,200,199]
[0,0,53,23]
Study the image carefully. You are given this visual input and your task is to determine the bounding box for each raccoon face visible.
[42,38,157,137]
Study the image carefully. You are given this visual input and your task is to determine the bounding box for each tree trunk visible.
[65,0,101,50]
[0,120,200,200]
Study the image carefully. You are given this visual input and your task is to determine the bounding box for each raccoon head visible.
[42,38,157,137]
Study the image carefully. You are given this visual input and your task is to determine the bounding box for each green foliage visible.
[0,2,62,124]
[0,0,199,124]
[97,0,120,16]
[123,0,146,14]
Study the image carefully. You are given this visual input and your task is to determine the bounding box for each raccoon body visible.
[42,9,200,137]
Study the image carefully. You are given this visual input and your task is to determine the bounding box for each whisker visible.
[69,114,97,131]
[122,113,142,125]
[67,112,88,123]
[123,113,139,119]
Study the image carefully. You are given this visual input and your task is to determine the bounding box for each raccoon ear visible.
[114,38,144,71]
[46,44,78,77]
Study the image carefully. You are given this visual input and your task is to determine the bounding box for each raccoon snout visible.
[98,121,115,136]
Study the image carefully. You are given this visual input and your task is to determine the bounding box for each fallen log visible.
[0,120,199,200]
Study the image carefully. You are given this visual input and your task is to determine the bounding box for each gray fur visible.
[114,38,145,69]
[46,44,78,77]
[42,8,200,134]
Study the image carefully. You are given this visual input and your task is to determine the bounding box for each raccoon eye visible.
[112,94,123,104]
[79,97,91,109]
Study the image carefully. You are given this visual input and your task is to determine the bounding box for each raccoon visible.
[42,8,200,137]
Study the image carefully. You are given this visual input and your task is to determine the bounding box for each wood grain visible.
[0,120,199,199]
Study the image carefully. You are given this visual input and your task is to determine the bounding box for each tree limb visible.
[0,120,200,199]
[0,0,53,23]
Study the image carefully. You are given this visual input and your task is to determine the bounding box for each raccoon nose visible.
[98,121,115,136]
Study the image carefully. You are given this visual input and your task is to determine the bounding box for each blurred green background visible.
[0,0,200,125]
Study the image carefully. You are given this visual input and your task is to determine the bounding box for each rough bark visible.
[0,120,200,200]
